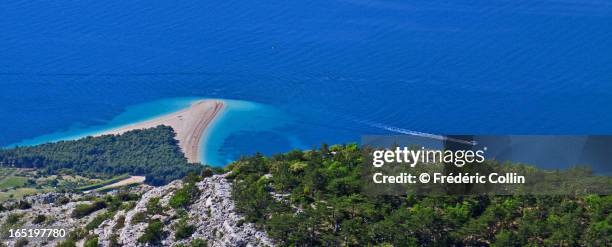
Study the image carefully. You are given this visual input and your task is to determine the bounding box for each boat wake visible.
[363,121,477,146]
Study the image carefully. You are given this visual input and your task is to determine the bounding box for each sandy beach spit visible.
[96,100,224,163]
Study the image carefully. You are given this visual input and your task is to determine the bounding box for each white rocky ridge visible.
[0,174,274,247]
[183,174,274,247]
[0,193,103,247]
[114,180,183,247]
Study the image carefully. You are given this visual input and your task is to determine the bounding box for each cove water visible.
[1,1,612,166]
[204,99,304,166]
[7,97,302,166]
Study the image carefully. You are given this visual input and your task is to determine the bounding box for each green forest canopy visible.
[229,144,612,246]
[0,126,201,185]
[0,127,610,245]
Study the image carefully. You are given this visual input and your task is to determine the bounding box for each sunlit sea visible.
[1,0,611,166]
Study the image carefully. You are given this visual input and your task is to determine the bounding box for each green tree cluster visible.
[0,126,202,185]
[229,144,612,246]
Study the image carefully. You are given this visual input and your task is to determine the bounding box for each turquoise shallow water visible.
[7,98,612,174]
[8,98,298,166]
[203,99,302,166]
[9,98,198,147]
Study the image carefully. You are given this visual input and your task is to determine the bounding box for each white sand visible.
[96,100,224,163]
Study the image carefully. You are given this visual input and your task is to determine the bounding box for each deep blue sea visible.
[1,1,611,166]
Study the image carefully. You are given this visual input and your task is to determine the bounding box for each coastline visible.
[6,98,292,167]
[197,101,227,165]
[198,99,300,166]
[95,100,225,163]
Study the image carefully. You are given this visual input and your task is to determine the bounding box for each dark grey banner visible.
[362,135,612,195]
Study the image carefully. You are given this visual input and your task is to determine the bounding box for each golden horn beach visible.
[95,100,224,163]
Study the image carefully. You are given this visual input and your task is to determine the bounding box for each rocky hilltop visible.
[0,174,274,247]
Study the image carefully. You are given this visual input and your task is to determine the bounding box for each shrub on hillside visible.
[190,238,208,247]
[138,219,165,244]
[72,201,106,218]
[169,183,199,209]
[131,212,147,224]
[174,218,196,240]
[84,235,99,247]
[32,214,46,224]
